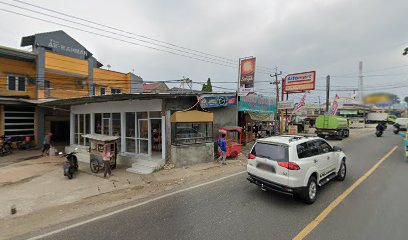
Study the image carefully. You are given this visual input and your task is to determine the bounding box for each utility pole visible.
[358,61,363,101]
[271,68,283,134]
[325,75,330,113]
[318,95,322,114]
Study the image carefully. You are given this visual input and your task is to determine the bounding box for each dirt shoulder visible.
[1,156,248,240]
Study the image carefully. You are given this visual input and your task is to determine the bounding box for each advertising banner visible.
[284,71,316,92]
[239,57,256,94]
[238,95,276,114]
[329,94,340,115]
[278,101,295,110]
[199,95,236,108]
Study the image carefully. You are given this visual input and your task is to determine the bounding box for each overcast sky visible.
[0,0,407,104]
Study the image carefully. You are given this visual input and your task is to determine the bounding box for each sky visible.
[0,0,407,104]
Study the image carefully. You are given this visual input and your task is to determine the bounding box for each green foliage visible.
[201,78,213,92]
[404,96,408,104]
[403,47,408,56]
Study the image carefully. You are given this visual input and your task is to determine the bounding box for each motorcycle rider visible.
[376,122,385,133]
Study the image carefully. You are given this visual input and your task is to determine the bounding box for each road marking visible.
[293,145,398,240]
[25,170,246,240]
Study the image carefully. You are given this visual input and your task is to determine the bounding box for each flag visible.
[329,94,340,115]
[286,92,308,126]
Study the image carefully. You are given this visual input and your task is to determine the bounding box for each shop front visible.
[67,98,165,168]
[238,94,277,144]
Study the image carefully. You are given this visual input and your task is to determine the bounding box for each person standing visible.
[217,134,227,165]
[103,143,112,178]
[42,132,53,156]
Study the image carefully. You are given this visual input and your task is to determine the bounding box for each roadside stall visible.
[170,110,214,167]
[218,126,242,159]
[82,134,119,173]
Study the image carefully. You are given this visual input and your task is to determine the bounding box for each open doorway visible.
[150,119,162,158]
[50,121,70,145]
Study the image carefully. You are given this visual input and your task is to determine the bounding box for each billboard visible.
[239,57,256,94]
[284,71,316,92]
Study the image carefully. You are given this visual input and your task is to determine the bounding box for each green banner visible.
[238,95,276,114]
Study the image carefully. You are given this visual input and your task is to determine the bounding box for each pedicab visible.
[82,134,119,173]
[217,126,242,159]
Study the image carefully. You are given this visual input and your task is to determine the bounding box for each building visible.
[143,82,169,93]
[42,92,237,173]
[0,30,143,144]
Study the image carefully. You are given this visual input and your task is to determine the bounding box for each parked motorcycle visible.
[60,149,79,179]
[376,130,383,137]
[0,135,13,156]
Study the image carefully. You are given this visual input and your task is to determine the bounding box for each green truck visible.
[315,115,350,140]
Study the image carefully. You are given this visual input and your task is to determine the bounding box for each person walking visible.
[42,132,52,156]
[102,143,113,178]
[217,134,227,165]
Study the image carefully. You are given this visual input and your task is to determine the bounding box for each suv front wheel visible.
[336,160,346,181]
[302,176,318,204]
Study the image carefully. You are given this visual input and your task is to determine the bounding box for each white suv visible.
[247,135,347,204]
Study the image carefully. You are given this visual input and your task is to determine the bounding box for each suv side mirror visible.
[332,146,342,152]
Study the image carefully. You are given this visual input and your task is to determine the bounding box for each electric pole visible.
[325,75,330,113]
[271,68,283,134]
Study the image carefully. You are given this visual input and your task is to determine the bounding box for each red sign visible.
[284,71,316,92]
[239,57,256,94]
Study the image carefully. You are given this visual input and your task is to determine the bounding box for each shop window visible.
[111,88,121,94]
[95,113,102,134]
[74,114,90,146]
[100,86,106,96]
[172,122,213,145]
[125,112,136,153]
[7,75,26,92]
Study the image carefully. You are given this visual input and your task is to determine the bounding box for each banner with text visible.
[284,71,316,92]
[238,95,276,114]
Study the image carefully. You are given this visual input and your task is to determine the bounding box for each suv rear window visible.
[251,142,288,162]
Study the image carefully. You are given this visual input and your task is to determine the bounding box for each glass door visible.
[137,119,149,154]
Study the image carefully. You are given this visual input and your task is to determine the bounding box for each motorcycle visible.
[0,135,13,156]
[60,149,79,179]
[376,130,383,137]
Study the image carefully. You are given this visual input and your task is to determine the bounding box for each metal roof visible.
[0,45,36,62]
[40,92,236,106]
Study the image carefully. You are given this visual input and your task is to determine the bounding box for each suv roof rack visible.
[280,135,307,142]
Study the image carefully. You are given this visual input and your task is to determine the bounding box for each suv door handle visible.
[314,159,318,163]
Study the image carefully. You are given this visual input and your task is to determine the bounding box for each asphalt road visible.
[20,129,406,240]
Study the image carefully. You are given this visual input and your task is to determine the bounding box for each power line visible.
[13,0,276,72]
[3,0,277,74]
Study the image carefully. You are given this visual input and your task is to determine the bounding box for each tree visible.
[404,96,408,104]
[201,78,213,92]
[403,47,408,56]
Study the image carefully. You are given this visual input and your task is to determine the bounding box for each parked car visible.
[247,135,347,204]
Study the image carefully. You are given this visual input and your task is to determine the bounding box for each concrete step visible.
[126,164,155,174]
[131,158,164,168]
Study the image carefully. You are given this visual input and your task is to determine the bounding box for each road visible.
[19,129,407,240]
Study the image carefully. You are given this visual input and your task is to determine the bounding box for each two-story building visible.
[0,30,142,145]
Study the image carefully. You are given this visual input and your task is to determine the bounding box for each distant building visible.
[143,82,169,93]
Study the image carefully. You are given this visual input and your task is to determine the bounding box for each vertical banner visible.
[329,94,340,115]
[239,57,256,95]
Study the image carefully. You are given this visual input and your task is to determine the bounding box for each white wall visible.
[71,99,162,114]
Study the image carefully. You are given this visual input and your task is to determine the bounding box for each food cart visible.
[82,134,119,173]
[218,126,242,159]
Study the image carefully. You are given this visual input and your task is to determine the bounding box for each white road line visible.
[25,170,247,240]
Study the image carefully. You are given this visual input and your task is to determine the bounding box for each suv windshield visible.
[251,142,288,162]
